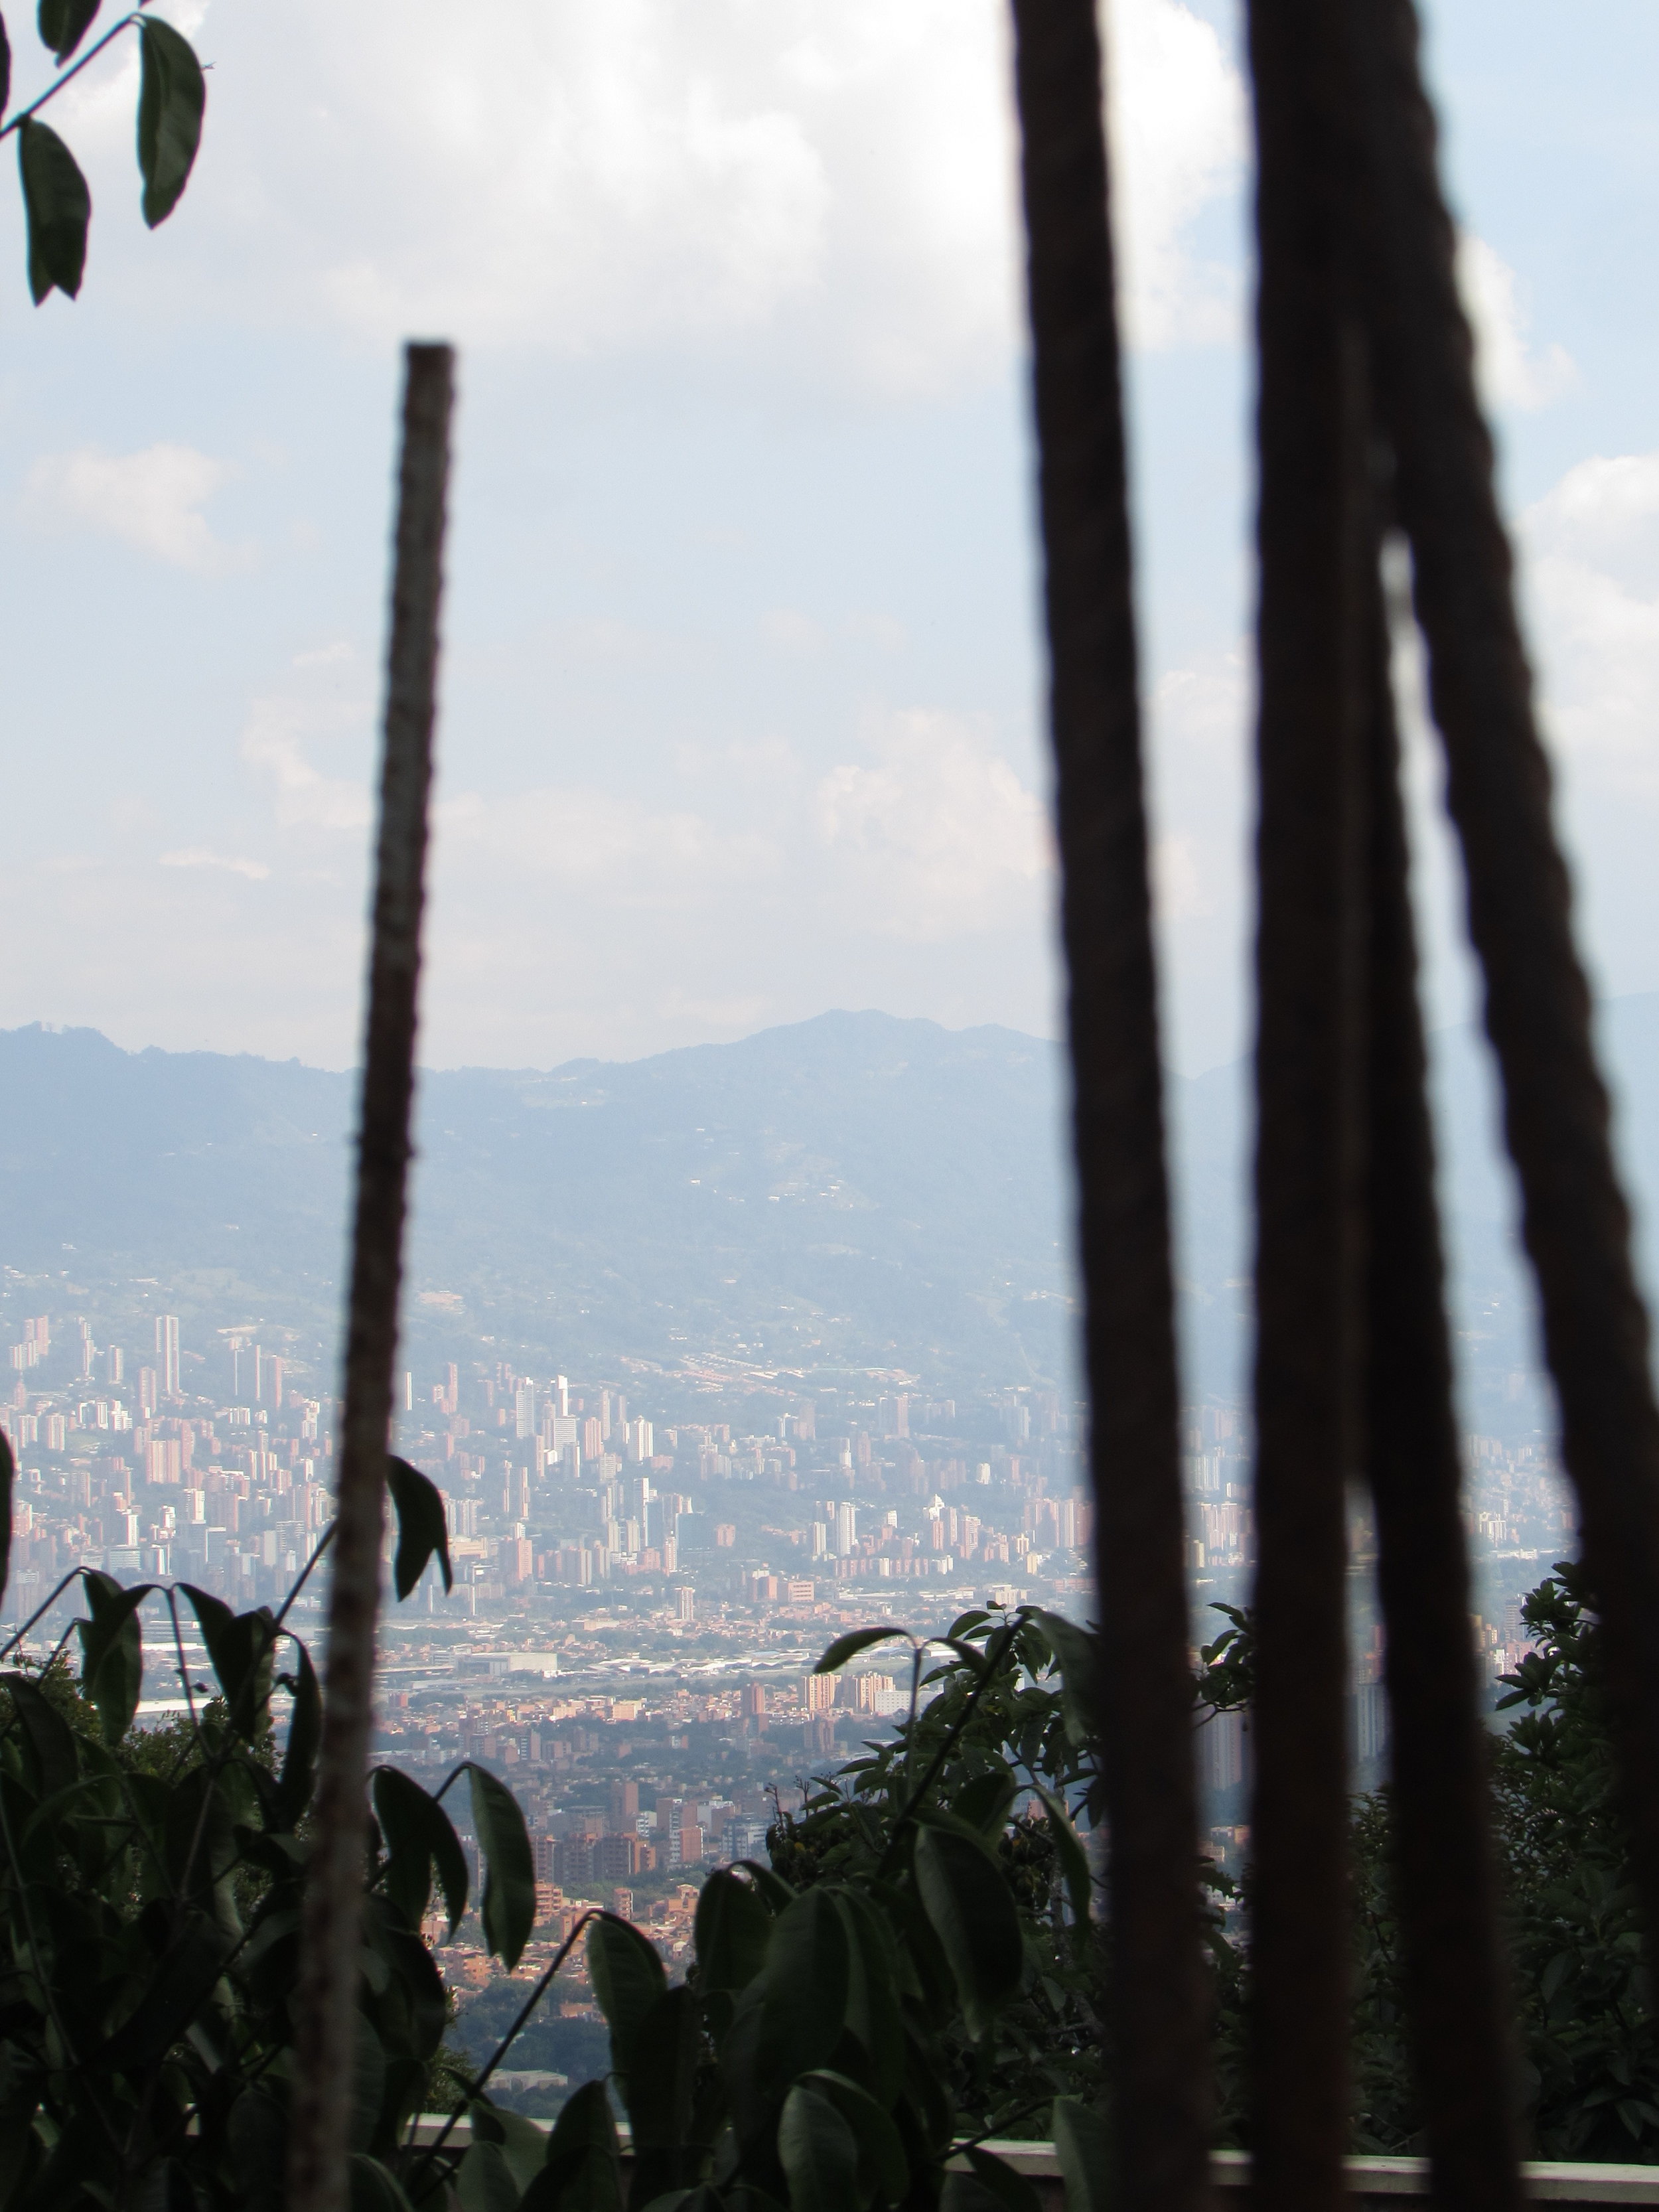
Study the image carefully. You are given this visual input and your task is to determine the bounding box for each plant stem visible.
[0,6,151,140]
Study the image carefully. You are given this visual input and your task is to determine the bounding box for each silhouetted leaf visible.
[465,1761,534,1970]
[457,2142,519,2212]
[0,1672,77,1799]
[348,2153,413,2212]
[816,1627,911,1676]
[387,1457,452,1599]
[521,2079,622,2212]
[0,1428,13,1609]
[36,0,97,64]
[1030,1783,1092,1939]
[625,1984,699,2148]
[92,1908,225,2072]
[587,1911,666,2070]
[695,1868,771,1994]
[275,1638,321,1828]
[78,1570,152,1743]
[798,2071,908,2203]
[1027,1610,1098,1748]
[759,1886,849,2093]
[778,2085,860,2212]
[912,1828,1023,2040]
[837,1891,903,2106]
[373,1765,468,1937]
[17,117,88,303]
[1051,2099,1108,2212]
[136,17,203,226]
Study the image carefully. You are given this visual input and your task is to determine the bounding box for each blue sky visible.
[1,0,1655,1081]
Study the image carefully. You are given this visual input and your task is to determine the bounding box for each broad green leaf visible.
[944,1610,992,1643]
[227,2089,287,2212]
[465,1762,535,1970]
[520,2079,622,2212]
[958,2150,1041,2212]
[0,1429,13,1609]
[587,1911,666,2071]
[91,1907,225,2071]
[623,1984,698,2148]
[759,1886,850,2093]
[1031,1783,1093,1939]
[388,1457,453,1598]
[778,2085,861,2212]
[0,20,11,125]
[912,1828,1023,2040]
[816,1627,911,1676]
[136,17,204,226]
[349,2154,415,2212]
[275,1637,323,1828]
[837,1891,903,2107]
[798,2071,908,2203]
[478,2106,549,2193]
[694,1868,771,1993]
[373,1765,468,1936]
[1027,1610,1098,1749]
[457,2142,520,2212]
[17,117,88,304]
[78,1570,152,1743]
[0,1673,77,1799]
[1052,2099,1109,2212]
[36,0,97,64]
[951,1767,1017,1838]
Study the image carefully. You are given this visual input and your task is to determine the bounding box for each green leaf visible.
[798,2072,908,2204]
[77,1570,151,1743]
[17,117,88,304]
[960,2150,1041,2212]
[457,2142,521,2212]
[36,0,97,64]
[374,1765,469,1936]
[348,2154,415,2212]
[837,1891,903,2107]
[1027,1611,1098,1749]
[388,1457,453,1599]
[135,15,204,227]
[182,1587,276,1733]
[275,1637,323,1827]
[521,2079,622,2212]
[1051,2099,1108,2212]
[816,1627,912,1676]
[624,1984,699,2150]
[912,1828,1023,2040]
[0,1428,13,1609]
[694,1868,771,1994]
[0,1672,78,1799]
[465,1761,535,1971]
[952,1767,1017,1838]
[90,1907,226,2072]
[587,1911,666,2071]
[778,2085,861,2212]
[759,1886,850,2093]
[1030,1783,1093,1939]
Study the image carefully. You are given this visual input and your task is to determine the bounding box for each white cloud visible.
[159,848,270,880]
[814,709,1050,940]
[32,0,1246,382]
[240,694,374,836]
[1457,234,1577,415]
[1520,453,1659,792]
[21,443,246,572]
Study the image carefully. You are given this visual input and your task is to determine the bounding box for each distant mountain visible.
[0,1013,1076,1387]
[6,996,1659,1413]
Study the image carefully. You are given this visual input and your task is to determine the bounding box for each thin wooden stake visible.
[287,342,455,2212]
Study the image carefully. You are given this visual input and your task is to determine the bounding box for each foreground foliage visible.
[0,1424,1105,2211]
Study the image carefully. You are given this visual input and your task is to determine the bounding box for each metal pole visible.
[287,341,455,2212]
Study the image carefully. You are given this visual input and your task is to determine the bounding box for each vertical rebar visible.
[1358,538,1522,2211]
[1009,4,1209,2203]
[1246,0,1369,2195]
[1344,0,1659,1956]
[287,341,455,2212]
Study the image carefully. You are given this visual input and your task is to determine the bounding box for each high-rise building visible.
[803,1672,836,1714]
[252,1344,265,1404]
[515,1382,537,1440]
[139,1366,159,1418]
[553,1374,569,1417]
[833,1501,857,1558]
[157,1316,180,1399]
[107,1345,123,1385]
[674,1586,695,1624]
[609,1779,640,1827]
[740,1683,766,1718]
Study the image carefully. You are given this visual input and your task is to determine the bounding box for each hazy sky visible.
[2,0,1656,1077]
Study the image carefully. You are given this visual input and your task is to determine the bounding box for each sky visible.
[2,0,1658,1080]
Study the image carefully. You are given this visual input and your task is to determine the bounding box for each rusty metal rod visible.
[1009,3,1209,2201]
[287,341,455,2212]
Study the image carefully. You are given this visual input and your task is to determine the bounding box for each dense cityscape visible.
[0,1279,1576,1996]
